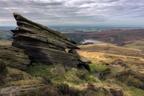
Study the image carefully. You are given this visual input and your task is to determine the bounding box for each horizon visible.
[0,24,144,28]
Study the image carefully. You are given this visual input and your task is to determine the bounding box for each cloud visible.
[0,0,144,26]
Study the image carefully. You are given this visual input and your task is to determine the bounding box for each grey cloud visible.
[0,0,144,25]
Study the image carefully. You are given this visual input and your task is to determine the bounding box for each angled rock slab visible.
[12,13,82,67]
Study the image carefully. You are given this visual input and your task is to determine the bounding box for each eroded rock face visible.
[0,46,30,70]
[12,13,83,68]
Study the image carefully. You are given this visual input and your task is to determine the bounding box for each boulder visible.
[110,88,124,96]
[12,13,88,68]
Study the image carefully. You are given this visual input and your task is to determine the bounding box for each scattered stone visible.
[110,88,124,96]
[111,59,128,68]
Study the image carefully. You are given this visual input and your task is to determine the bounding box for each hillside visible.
[0,13,125,96]
[79,44,144,73]
[78,43,144,96]
[66,29,144,46]
[0,14,144,96]
[0,41,144,96]
[79,44,144,57]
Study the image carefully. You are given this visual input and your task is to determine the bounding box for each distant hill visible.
[66,29,144,46]
[1,26,144,44]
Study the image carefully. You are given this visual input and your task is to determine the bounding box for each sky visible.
[0,0,144,27]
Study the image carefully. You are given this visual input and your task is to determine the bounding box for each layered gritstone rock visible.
[11,13,89,69]
[0,46,30,70]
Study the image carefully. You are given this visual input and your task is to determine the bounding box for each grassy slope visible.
[0,41,144,96]
[78,43,144,96]
[26,43,144,96]
[79,44,144,57]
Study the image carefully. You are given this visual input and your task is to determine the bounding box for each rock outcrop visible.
[11,13,88,69]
